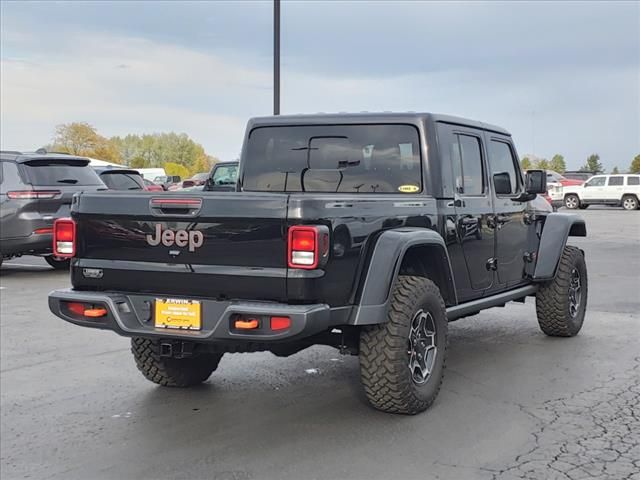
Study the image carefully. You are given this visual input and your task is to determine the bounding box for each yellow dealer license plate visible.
[154,298,201,330]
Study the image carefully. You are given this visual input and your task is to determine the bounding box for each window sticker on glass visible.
[398,184,420,193]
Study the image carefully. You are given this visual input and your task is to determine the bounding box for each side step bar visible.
[446,285,538,321]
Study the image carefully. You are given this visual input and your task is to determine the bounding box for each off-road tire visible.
[564,194,580,210]
[536,246,587,337]
[44,256,71,270]
[131,337,223,387]
[359,276,447,415]
[621,195,638,211]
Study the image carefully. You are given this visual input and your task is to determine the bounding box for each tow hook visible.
[159,341,194,359]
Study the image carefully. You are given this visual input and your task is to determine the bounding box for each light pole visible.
[273,0,280,115]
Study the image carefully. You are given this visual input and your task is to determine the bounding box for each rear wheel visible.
[131,337,223,387]
[536,246,587,337]
[44,255,70,270]
[359,276,447,415]
[564,194,580,210]
[622,195,638,211]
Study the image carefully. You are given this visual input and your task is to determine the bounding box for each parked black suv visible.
[203,161,238,191]
[48,113,587,414]
[0,151,105,269]
[94,167,146,191]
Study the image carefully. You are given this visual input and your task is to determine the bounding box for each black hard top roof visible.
[247,112,510,136]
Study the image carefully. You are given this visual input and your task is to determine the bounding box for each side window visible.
[586,176,606,187]
[488,140,520,195]
[627,176,640,186]
[607,176,623,186]
[0,161,24,193]
[457,135,484,195]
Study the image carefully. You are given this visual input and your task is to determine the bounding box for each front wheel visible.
[622,195,638,211]
[536,246,587,337]
[131,338,223,387]
[359,276,448,415]
[564,194,580,210]
[44,255,70,270]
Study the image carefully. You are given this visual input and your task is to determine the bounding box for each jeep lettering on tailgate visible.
[146,224,204,252]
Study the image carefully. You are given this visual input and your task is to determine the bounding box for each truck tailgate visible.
[71,192,289,302]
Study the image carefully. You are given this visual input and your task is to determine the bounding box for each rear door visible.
[436,123,495,300]
[606,175,624,202]
[486,135,528,288]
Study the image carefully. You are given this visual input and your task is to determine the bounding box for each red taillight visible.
[270,316,291,331]
[53,218,76,257]
[7,190,60,199]
[288,226,319,269]
[67,302,86,316]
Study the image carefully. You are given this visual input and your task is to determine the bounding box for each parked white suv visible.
[563,174,640,210]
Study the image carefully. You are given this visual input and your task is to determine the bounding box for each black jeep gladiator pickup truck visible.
[48,113,587,415]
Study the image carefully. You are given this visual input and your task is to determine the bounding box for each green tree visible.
[630,155,640,174]
[549,154,566,173]
[164,162,190,180]
[520,156,532,170]
[534,158,550,170]
[580,154,604,173]
[611,166,620,174]
[52,122,121,163]
[130,156,149,169]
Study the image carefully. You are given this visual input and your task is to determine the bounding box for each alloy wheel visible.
[407,309,437,385]
[622,197,637,210]
[568,268,582,318]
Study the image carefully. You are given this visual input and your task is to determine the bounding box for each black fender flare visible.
[349,228,456,325]
[533,213,587,281]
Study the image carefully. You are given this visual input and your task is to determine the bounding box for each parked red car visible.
[547,170,584,186]
[143,179,164,192]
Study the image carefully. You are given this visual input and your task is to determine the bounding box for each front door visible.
[582,176,607,201]
[486,135,529,287]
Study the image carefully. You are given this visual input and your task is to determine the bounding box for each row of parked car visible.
[0,150,238,267]
[543,169,640,211]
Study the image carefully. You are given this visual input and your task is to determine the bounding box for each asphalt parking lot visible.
[1,207,639,480]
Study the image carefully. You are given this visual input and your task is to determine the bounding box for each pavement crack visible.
[491,356,640,480]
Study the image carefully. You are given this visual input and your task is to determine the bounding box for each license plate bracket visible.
[154,298,201,330]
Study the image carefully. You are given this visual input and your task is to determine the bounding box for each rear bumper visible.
[1,233,52,256]
[48,289,349,343]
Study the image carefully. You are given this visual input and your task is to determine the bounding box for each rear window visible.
[627,176,639,186]
[100,172,145,190]
[242,124,422,193]
[22,160,103,186]
[608,176,624,186]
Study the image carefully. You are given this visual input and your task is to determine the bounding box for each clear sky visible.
[1,0,638,171]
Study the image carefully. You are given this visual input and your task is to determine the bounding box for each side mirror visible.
[524,169,547,194]
[493,172,512,195]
